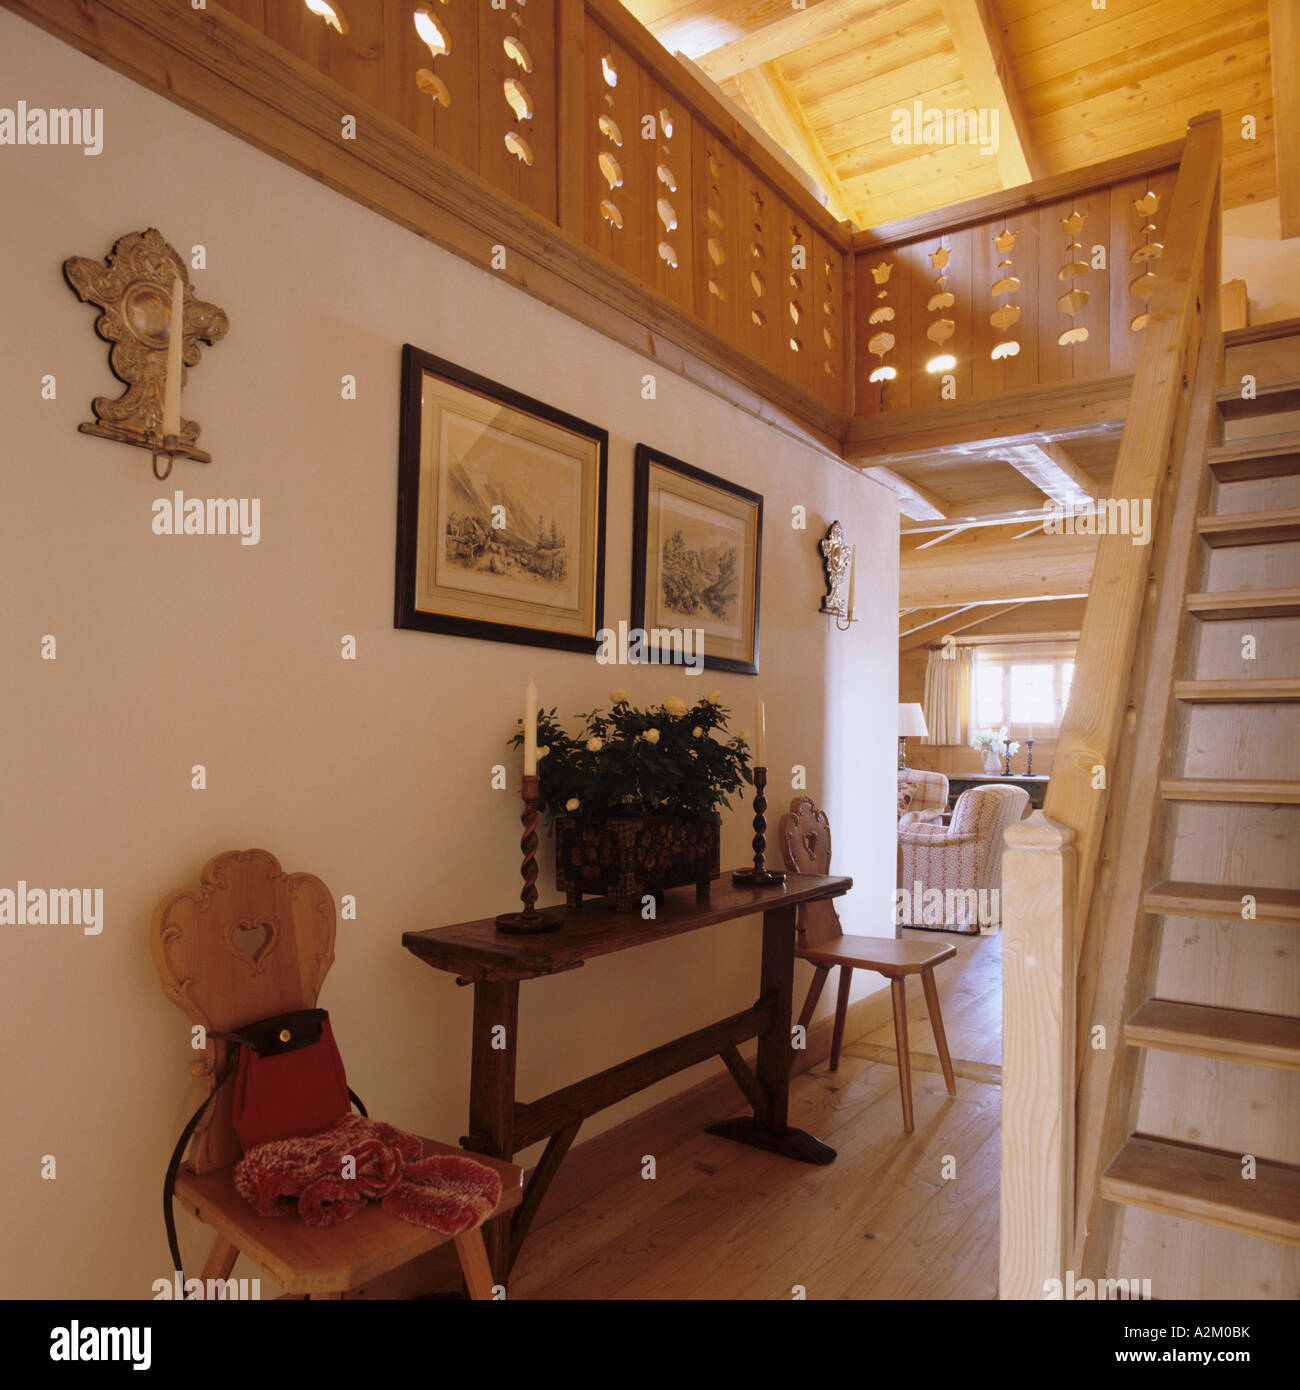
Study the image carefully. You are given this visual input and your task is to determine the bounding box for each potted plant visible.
[508,690,752,910]
[970,726,1019,776]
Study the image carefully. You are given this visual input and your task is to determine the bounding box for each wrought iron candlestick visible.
[496,774,564,934]
[1002,740,1013,776]
[732,766,787,887]
[1024,737,1034,776]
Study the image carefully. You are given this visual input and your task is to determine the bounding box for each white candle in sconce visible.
[161,271,184,439]
[523,679,538,776]
[754,698,766,766]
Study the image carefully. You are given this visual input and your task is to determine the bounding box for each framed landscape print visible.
[632,444,762,675]
[395,345,608,653]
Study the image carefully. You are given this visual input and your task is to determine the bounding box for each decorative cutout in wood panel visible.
[820,251,837,378]
[1056,206,1090,347]
[502,3,536,166]
[989,226,1021,360]
[652,100,679,276]
[1128,187,1163,333]
[702,150,727,300]
[866,260,896,382]
[787,223,805,355]
[925,244,956,372]
[749,187,768,328]
[304,0,346,34]
[595,45,624,234]
[413,5,450,58]
[415,68,451,109]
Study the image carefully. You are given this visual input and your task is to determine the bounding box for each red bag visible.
[229,1008,351,1150]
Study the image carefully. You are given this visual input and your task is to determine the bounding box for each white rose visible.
[707,689,722,703]
[643,728,660,744]
[664,696,688,717]
[692,726,703,737]
[565,797,580,811]
[586,737,603,752]
[610,688,630,704]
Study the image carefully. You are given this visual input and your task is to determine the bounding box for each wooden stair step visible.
[1222,316,1300,349]
[1126,999,1300,1071]
[1160,779,1300,804]
[1197,507,1300,547]
[1175,678,1300,703]
[1144,880,1300,927]
[1216,377,1300,420]
[1186,587,1300,620]
[1101,1135,1300,1246]
[1206,435,1300,482]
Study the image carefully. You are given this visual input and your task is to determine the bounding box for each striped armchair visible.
[898,769,948,825]
[897,784,1030,932]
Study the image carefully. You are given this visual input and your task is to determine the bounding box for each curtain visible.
[922,645,973,745]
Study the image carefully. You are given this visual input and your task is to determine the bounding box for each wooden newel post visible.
[999,811,1077,1300]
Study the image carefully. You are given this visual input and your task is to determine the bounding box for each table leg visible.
[463,979,519,1284]
[706,903,836,1165]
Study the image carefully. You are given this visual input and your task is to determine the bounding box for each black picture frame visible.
[395,344,608,654]
[631,443,763,675]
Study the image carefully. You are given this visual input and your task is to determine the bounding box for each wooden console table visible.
[402,872,851,1282]
[947,773,1049,810]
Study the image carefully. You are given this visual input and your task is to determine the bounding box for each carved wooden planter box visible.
[554,815,721,911]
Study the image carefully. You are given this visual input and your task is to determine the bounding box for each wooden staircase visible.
[1090,315,1300,1286]
[998,115,1299,1302]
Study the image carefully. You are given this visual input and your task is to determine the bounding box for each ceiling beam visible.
[696,0,889,84]
[1003,442,1100,506]
[901,531,1098,607]
[901,602,1026,653]
[935,0,1040,188]
[902,504,1057,535]
[731,63,854,224]
[1268,0,1299,237]
[861,465,950,521]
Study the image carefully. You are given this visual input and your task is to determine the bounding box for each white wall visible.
[0,12,898,1298]
[1222,198,1300,323]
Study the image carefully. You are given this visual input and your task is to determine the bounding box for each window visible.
[973,644,1076,733]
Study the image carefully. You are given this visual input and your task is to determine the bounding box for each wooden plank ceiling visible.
[621,0,1279,230]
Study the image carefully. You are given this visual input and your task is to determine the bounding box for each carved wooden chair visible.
[779,798,959,1133]
[152,848,522,1299]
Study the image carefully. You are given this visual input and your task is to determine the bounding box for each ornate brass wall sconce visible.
[818,520,857,631]
[63,228,229,480]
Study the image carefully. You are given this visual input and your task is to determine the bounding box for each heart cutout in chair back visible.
[229,918,274,967]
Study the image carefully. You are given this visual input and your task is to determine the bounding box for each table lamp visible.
[898,703,928,771]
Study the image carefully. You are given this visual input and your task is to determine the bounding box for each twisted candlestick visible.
[495,774,564,934]
[1025,738,1034,777]
[732,766,787,887]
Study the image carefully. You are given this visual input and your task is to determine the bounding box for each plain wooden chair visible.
[151,847,522,1299]
[779,798,959,1133]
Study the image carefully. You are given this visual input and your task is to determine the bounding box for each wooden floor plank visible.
[508,931,1004,1300]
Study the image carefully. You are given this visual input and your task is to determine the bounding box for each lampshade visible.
[898,703,928,738]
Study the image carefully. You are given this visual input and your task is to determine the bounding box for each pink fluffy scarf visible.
[233,1114,501,1236]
